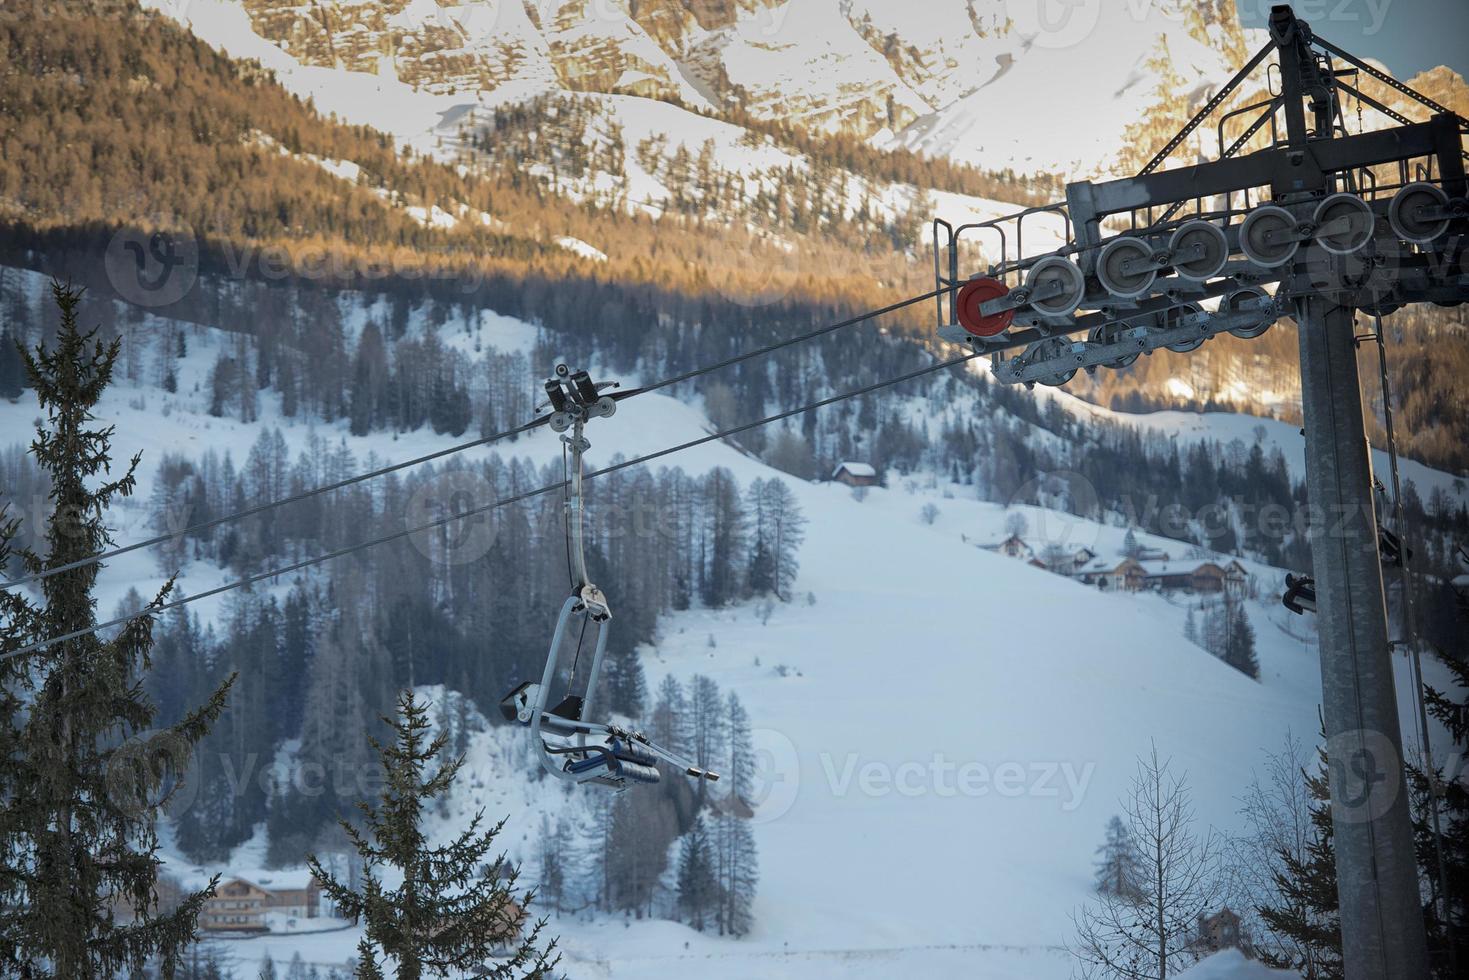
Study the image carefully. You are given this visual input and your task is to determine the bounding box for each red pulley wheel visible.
[955,277,1014,338]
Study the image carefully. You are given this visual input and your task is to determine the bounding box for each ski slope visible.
[0,266,1450,978]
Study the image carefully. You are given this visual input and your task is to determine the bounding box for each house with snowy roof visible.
[831,461,879,487]
[982,534,1035,561]
[198,871,325,932]
[1074,557,1146,592]
[1138,558,1249,596]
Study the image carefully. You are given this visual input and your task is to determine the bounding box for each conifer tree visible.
[676,815,719,932]
[307,690,558,980]
[535,815,567,916]
[1414,648,1469,976]
[1222,600,1259,679]
[0,328,26,400]
[1256,744,1342,979]
[713,812,758,938]
[1093,815,1145,902]
[0,282,234,975]
[725,692,755,804]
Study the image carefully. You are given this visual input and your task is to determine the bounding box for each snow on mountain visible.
[3,263,1458,977]
[142,0,1265,180]
[884,0,1262,176]
[696,0,930,134]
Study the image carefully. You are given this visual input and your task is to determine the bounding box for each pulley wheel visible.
[1161,302,1207,353]
[1025,336,1078,387]
[1313,193,1375,255]
[1388,181,1450,244]
[1169,221,1229,281]
[1024,256,1086,317]
[1097,237,1158,299]
[1221,286,1273,339]
[1240,205,1300,267]
[955,276,1015,338]
[1088,321,1141,368]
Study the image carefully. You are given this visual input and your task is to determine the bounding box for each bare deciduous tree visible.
[1071,744,1227,980]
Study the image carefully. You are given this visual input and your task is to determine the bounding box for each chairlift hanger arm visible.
[502,366,721,791]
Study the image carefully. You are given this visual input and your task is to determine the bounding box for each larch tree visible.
[760,478,805,602]
[307,689,557,980]
[1071,744,1226,980]
[0,282,233,976]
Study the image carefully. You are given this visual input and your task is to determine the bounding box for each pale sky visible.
[1235,0,1469,81]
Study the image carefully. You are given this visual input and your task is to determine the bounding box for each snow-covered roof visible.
[1137,559,1235,577]
[1077,557,1137,575]
[175,865,319,893]
[833,461,876,478]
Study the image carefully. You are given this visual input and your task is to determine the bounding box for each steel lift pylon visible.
[931,6,1467,977]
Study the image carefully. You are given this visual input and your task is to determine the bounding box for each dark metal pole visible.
[1295,296,1430,979]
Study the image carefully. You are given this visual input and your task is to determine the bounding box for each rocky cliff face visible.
[216,0,1259,177]
[167,0,1462,181]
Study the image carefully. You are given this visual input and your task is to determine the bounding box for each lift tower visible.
[933,6,1467,976]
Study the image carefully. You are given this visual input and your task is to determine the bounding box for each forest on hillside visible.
[2,5,1467,729]
[4,2,1468,477]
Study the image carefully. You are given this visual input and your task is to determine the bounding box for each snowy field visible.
[3,262,1459,977]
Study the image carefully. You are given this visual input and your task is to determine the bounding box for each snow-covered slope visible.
[7,263,1459,978]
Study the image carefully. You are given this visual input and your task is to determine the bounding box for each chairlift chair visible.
[499,366,720,790]
[1282,573,1317,615]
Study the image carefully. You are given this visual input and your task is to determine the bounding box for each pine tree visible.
[0,282,234,976]
[0,328,26,400]
[1093,815,1145,902]
[762,478,806,602]
[307,690,558,980]
[689,675,726,805]
[536,815,568,916]
[676,815,719,932]
[725,693,755,805]
[1222,600,1259,679]
[650,676,689,758]
[1257,744,1342,979]
[1414,648,1469,976]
